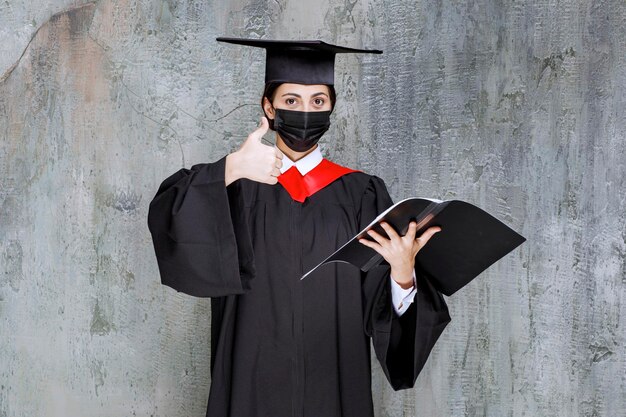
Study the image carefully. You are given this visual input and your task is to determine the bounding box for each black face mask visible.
[270,109,331,152]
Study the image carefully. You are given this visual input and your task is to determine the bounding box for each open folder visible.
[301,197,526,296]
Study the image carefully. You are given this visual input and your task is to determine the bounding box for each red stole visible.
[277,159,359,203]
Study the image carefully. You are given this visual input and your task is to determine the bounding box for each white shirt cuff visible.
[390,270,417,316]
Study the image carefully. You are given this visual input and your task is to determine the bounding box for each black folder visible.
[302,198,526,296]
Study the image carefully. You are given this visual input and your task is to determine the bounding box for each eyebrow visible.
[281,92,329,98]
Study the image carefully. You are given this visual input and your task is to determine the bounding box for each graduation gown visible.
[147,155,451,417]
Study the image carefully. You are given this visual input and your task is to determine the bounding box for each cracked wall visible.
[1,0,625,416]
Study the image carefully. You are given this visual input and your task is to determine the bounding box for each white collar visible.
[280,145,324,176]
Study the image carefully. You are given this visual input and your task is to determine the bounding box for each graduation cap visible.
[216,37,383,85]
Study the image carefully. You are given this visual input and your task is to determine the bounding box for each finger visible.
[275,158,283,169]
[358,238,383,252]
[404,221,418,241]
[366,228,389,246]
[416,226,441,246]
[271,167,281,177]
[274,146,283,158]
[379,222,400,241]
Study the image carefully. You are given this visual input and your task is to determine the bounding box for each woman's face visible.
[263,83,332,119]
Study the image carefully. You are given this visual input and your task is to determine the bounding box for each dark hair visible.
[261,82,337,129]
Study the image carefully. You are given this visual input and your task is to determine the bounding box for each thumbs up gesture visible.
[225,117,284,186]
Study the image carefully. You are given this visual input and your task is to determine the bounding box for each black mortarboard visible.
[216,37,382,85]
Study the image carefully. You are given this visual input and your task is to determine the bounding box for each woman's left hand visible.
[358,222,441,289]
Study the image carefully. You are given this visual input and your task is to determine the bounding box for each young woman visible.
[148,38,450,417]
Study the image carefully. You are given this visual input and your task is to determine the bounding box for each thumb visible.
[248,117,269,143]
[417,226,442,245]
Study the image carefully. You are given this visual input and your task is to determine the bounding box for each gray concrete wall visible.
[1,1,624,416]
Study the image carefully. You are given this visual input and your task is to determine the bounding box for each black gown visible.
[147,155,451,417]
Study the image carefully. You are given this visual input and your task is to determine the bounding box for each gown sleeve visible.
[147,155,255,297]
[359,176,451,390]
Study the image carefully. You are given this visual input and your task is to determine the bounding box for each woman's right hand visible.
[225,117,284,186]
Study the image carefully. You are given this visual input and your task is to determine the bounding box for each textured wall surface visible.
[1,1,625,416]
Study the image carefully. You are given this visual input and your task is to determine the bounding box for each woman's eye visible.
[286,98,296,105]
[314,98,324,106]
